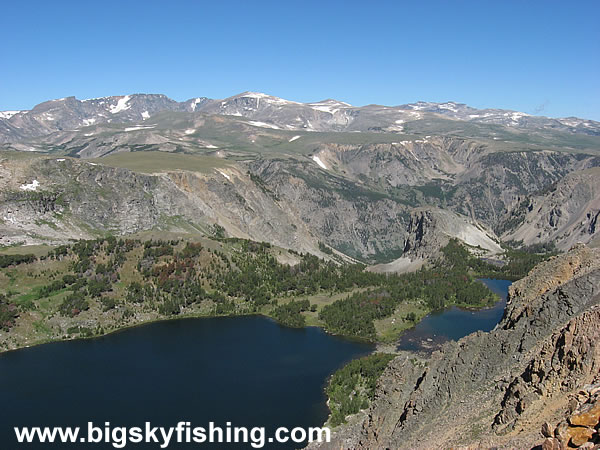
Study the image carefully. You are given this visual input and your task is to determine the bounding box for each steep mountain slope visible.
[1,131,599,263]
[0,154,327,257]
[502,167,600,249]
[312,245,600,449]
[0,152,507,264]
[1,92,600,263]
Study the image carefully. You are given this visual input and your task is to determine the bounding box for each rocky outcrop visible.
[503,168,600,250]
[540,382,600,449]
[312,245,600,449]
[402,208,501,258]
[0,156,325,257]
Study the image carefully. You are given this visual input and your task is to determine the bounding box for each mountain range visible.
[1,92,599,265]
[2,92,600,146]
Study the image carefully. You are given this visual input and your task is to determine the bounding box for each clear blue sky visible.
[2,0,599,119]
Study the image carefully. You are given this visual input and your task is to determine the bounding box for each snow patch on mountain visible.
[247,121,281,130]
[190,98,203,111]
[438,102,458,112]
[110,96,132,114]
[124,125,155,132]
[20,180,40,191]
[312,155,328,170]
[289,135,301,142]
[240,92,300,106]
[0,111,21,120]
[216,169,230,181]
[141,111,150,120]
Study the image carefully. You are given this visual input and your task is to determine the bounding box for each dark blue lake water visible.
[0,316,372,449]
[0,279,511,448]
[397,278,512,352]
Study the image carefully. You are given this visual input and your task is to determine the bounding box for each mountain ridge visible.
[1,91,599,264]
[310,244,600,449]
[1,92,599,146]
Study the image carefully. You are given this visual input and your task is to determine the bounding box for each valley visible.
[1,91,600,448]
[0,235,528,353]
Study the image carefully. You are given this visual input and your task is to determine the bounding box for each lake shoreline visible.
[0,278,512,356]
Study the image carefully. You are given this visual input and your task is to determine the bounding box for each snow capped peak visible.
[232,92,301,106]
[0,111,22,119]
[239,92,271,99]
[190,98,204,112]
[81,96,111,102]
[311,99,352,107]
[109,95,132,114]
[307,99,352,114]
[438,102,460,112]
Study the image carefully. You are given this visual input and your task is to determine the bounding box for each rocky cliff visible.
[503,167,600,250]
[313,245,600,449]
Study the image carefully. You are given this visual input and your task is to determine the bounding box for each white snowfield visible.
[20,180,40,191]
[438,102,459,112]
[190,98,204,111]
[141,111,150,120]
[312,155,328,170]
[184,129,195,135]
[308,100,351,115]
[0,111,21,119]
[240,92,301,106]
[110,95,132,114]
[216,169,230,181]
[124,125,155,132]
[246,121,281,130]
[310,105,338,114]
[288,135,301,142]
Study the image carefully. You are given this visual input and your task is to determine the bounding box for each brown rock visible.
[569,426,595,447]
[570,402,600,427]
[555,420,570,443]
[583,383,600,394]
[542,421,554,437]
[541,437,564,450]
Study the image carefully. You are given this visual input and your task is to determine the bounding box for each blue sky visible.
[2,0,599,119]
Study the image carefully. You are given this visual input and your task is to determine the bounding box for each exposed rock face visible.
[540,383,600,449]
[250,157,502,262]
[2,142,598,263]
[0,157,323,256]
[312,246,600,449]
[402,208,501,258]
[2,97,600,263]
[503,167,600,250]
